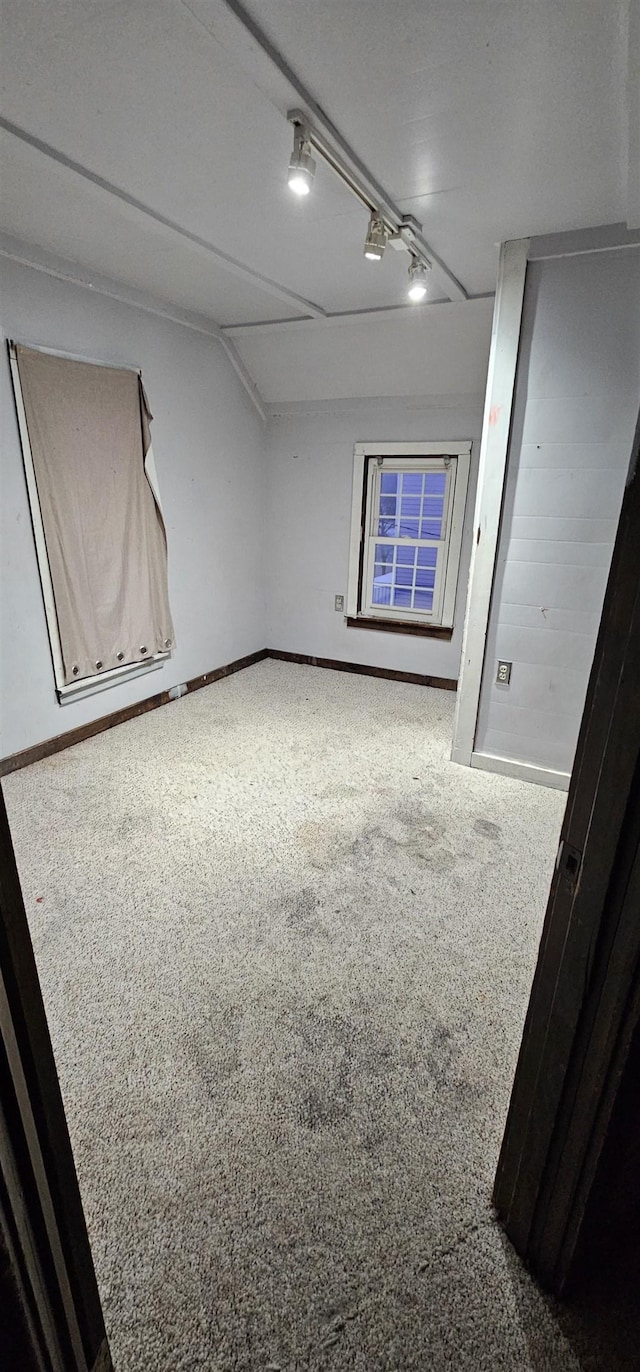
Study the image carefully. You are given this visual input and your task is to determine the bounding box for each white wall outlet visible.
[496,661,512,684]
[334,595,345,612]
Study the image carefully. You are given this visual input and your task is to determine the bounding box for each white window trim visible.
[361,457,456,625]
[9,342,170,704]
[347,441,471,628]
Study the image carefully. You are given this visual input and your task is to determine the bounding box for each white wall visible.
[0,258,266,757]
[0,262,492,756]
[265,396,485,679]
[474,246,640,777]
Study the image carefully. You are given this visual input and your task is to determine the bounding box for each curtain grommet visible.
[95,660,103,670]
[140,645,147,655]
[72,666,79,676]
[164,639,171,648]
[117,652,124,661]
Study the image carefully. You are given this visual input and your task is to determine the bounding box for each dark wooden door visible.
[494,407,640,1294]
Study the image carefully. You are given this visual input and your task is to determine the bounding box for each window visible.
[9,342,174,703]
[346,442,471,634]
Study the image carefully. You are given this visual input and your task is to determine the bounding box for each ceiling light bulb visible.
[407,259,430,302]
[288,126,316,196]
[288,172,311,196]
[364,212,387,260]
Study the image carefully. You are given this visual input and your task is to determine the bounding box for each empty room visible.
[1,2,639,1370]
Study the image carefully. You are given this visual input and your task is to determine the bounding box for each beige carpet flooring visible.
[3,660,626,1370]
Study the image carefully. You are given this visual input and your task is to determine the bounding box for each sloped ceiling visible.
[0,0,636,400]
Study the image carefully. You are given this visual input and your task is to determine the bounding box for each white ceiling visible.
[236,297,495,405]
[0,0,635,336]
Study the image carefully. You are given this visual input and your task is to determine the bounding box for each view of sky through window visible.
[372,469,445,611]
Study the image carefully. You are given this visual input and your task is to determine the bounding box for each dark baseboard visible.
[0,649,269,777]
[0,646,456,777]
[267,648,458,692]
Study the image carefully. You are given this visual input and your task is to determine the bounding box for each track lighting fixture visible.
[407,258,430,302]
[363,212,387,261]
[284,111,451,305]
[288,124,316,196]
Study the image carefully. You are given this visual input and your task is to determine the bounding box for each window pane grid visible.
[371,539,437,613]
[375,467,448,541]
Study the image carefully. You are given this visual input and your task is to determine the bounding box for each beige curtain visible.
[16,345,174,686]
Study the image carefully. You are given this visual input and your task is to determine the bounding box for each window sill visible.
[346,616,453,641]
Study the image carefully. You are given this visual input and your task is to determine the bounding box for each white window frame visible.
[9,341,171,704]
[347,441,471,630]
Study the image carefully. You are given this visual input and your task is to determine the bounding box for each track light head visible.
[363,212,387,261]
[407,258,430,302]
[288,125,316,196]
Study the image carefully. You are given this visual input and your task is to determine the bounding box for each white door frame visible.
[450,238,529,766]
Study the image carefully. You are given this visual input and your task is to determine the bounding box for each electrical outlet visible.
[496,660,512,685]
[334,594,344,612]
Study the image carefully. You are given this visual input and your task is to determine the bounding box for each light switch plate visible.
[334,595,345,612]
[496,660,512,684]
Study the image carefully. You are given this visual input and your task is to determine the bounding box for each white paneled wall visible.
[474,246,640,778]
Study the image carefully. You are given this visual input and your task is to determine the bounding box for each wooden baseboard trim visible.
[267,648,458,692]
[0,647,457,776]
[0,649,269,777]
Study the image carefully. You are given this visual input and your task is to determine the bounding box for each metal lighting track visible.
[287,110,426,265]
[219,0,467,302]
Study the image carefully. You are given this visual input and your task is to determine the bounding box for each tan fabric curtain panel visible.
[16,345,174,686]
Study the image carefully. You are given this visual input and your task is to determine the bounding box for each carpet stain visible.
[295,1007,397,1134]
[395,803,444,836]
[349,825,401,865]
[115,805,159,840]
[423,1020,457,1089]
[297,1009,355,1129]
[296,819,353,868]
[393,807,459,872]
[474,818,502,839]
[184,1004,241,1099]
[285,886,321,934]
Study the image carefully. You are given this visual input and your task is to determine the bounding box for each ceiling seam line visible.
[221,294,495,334]
[0,115,327,320]
[0,235,267,421]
